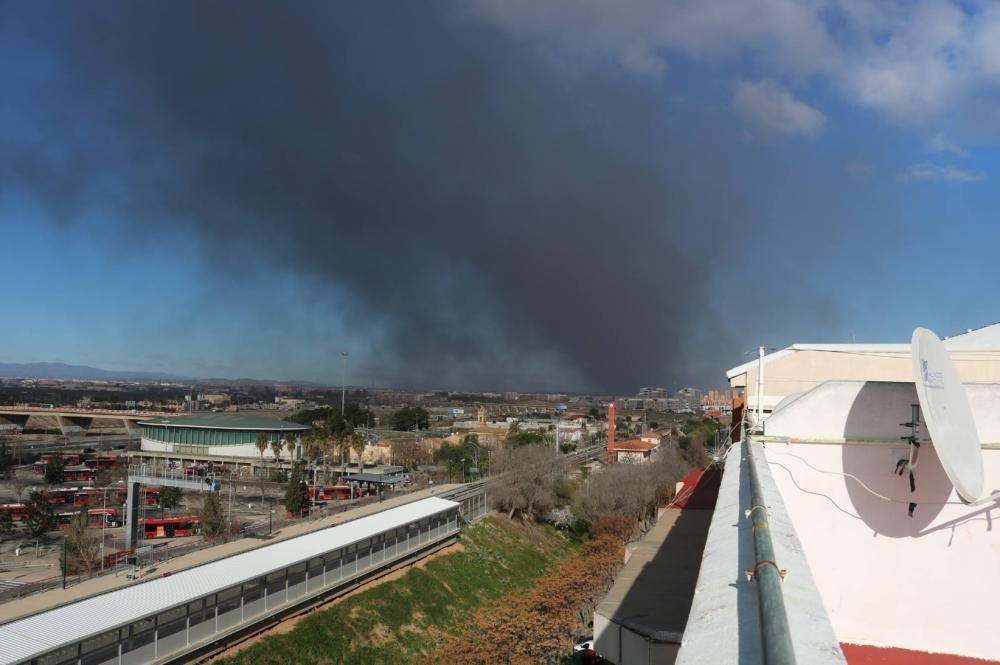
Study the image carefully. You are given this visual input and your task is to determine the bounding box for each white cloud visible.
[900,163,984,183]
[466,0,1000,129]
[733,80,826,137]
[927,134,968,157]
[464,0,838,78]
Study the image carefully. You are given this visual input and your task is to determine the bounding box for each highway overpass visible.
[0,406,171,436]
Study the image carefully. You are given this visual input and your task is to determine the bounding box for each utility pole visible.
[756,346,765,426]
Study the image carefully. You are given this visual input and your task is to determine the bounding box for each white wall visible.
[767,441,1000,660]
[140,438,279,460]
[764,381,1000,445]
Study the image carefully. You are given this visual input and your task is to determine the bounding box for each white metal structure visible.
[912,328,984,502]
[0,497,459,665]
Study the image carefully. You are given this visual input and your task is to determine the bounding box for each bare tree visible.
[197,492,227,540]
[350,431,366,467]
[64,510,100,575]
[491,445,570,521]
[572,453,688,538]
[11,471,31,503]
[390,440,430,469]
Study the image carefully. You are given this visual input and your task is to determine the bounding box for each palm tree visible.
[270,438,283,475]
[319,425,336,484]
[283,432,297,463]
[255,432,268,479]
[338,424,355,478]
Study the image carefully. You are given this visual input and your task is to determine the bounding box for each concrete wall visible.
[767,441,1000,660]
[595,613,679,665]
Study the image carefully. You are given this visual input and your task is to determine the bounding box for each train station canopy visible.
[0,496,458,664]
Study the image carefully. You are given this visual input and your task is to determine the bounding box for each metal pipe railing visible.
[746,441,797,665]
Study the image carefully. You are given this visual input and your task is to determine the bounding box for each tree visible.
[590,512,638,544]
[10,472,31,502]
[159,486,183,517]
[198,492,226,540]
[391,406,429,431]
[491,446,569,521]
[390,440,430,470]
[506,430,545,447]
[350,431,366,466]
[43,454,65,485]
[285,463,309,516]
[270,437,283,469]
[255,432,268,476]
[284,432,298,463]
[337,424,355,475]
[0,441,11,480]
[286,402,374,429]
[23,490,53,538]
[63,510,100,575]
[435,440,480,480]
[318,424,337,480]
[0,508,14,543]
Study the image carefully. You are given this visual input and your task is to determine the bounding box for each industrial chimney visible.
[607,401,615,465]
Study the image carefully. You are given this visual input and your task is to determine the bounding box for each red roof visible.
[612,438,656,451]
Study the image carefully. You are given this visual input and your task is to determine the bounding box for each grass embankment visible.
[217,516,576,665]
[430,535,624,664]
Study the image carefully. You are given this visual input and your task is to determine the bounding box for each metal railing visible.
[745,440,796,665]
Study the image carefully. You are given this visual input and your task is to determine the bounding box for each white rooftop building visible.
[726,322,1000,418]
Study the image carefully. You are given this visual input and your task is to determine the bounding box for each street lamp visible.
[340,351,349,414]
[466,441,481,479]
[460,458,466,483]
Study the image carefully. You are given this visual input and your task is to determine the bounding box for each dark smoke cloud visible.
[0,1,849,392]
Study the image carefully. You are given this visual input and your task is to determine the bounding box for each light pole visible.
[340,351,349,414]
[460,458,466,483]
[466,441,480,479]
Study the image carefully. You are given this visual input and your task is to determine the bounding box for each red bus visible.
[44,488,78,505]
[54,509,117,529]
[87,508,120,528]
[141,516,201,539]
[142,488,160,505]
[40,453,81,466]
[62,465,97,483]
[84,455,119,470]
[74,487,129,507]
[0,504,28,521]
[308,485,353,502]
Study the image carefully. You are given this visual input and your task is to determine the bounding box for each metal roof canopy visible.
[0,496,458,665]
[344,473,407,485]
[137,413,309,431]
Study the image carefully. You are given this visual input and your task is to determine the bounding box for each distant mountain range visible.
[0,362,189,382]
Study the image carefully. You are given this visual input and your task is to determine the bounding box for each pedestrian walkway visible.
[593,469,721,665]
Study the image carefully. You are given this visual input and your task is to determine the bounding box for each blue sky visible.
[2,1,1000,392]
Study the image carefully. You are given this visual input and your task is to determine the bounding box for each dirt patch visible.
[205,540,465,663]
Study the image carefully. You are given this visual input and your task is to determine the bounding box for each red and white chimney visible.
[607,401,616,464]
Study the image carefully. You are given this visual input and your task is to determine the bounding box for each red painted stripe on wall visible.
[842,643,1000,665]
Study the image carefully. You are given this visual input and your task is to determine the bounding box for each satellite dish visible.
[912,327,984,502]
